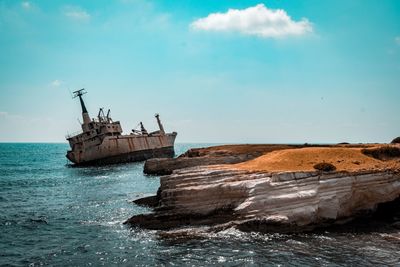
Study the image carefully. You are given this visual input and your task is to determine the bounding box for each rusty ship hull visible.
[67,133,176,166]
[66,89,177,166]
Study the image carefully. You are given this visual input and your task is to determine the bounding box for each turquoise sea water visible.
[1,143,400,266]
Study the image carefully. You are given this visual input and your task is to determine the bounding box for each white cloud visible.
[21,1,31,9]
[395,36,400,46]
[51,80,62,87]
[190,4,312,38]
[63,6,91,21]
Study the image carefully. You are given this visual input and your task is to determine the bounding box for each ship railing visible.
[65,130,82,139]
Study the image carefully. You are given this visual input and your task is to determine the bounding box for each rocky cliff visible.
[143,144,366,175]
[128,146,400,233]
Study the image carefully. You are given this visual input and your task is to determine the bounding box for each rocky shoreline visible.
[127,144,400,234]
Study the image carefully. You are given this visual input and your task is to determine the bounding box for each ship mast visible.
[73,88,91,132]
[155,113,165,134]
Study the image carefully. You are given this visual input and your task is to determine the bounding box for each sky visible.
[0,0,400,143]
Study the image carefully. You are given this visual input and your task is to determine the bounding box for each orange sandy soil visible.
[187,143,375,157]
[190,144,299,155]
[231,146,400,173]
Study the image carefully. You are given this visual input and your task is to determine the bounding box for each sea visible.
[1,143,400,266]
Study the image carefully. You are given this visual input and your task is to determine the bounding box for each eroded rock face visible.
[143,155,252,175]
[126,167,400,233]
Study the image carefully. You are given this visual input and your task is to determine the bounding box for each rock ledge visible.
[129,145,400,233]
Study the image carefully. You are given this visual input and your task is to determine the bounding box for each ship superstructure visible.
[66,89,177,165]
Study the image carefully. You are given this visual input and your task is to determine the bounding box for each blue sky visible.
[0,0,399,143]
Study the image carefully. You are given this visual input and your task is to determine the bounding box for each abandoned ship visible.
[66,89,177,166]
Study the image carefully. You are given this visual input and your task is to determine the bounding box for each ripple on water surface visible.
[0,143,400,266]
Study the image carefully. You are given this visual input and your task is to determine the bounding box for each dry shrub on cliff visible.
[362,146,400,160]
[391,137,400,144]
[313,162,336,172]
[179,148,201,158]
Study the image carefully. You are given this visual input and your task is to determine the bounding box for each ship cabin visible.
[66,89,124,150]
[66,110,123,150]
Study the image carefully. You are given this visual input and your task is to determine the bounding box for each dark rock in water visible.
[235,217,308,234]
[124,207,237,230]
[133,195,159,208]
